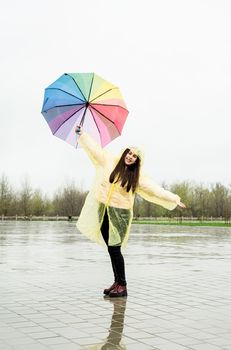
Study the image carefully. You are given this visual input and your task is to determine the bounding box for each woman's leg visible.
[108,246,126,286]
[101,210,127,296]
[100,209,109,244]
[101,210,118,283]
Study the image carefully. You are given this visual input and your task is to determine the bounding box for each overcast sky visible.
[1,0,230,195]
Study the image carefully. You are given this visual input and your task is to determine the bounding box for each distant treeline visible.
[0,175,230,219]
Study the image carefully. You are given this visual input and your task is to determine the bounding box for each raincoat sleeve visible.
[78,131,106,166]
[136,174,181,210]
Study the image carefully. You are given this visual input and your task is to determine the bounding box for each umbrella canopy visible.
[41,73,129,148]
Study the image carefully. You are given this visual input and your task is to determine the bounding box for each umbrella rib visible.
[89,87,118,103]
[90,105,120,134]
[88,107,103,145]
[66,74,87,103]
[46,88,86,103]
[89,107,121,146]
[53,105,85,135]
[43,103,85,113]
[91,103,128,113]
[87,73,95,102]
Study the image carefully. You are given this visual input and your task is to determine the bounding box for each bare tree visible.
[30,189,52,216]
[0,174,13,215]
[211,182,229,217]
[19,176,33,216]
[53,182,87,217]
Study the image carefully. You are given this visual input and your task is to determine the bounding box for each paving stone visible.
[9,321,37,328]
[38,336,72,345]
[122,342,153,349]
[13,344,49,350]
[188,344,221,350]
[29,331,59,340]
[5,336,36,346]
[0,345,14,350]
[50,326,88,339]
[49,344,82,350]
[19,326,47,334]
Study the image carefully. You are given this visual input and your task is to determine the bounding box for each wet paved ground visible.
[0,221,231,350]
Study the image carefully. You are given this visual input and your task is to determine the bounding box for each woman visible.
[75,125,186,297]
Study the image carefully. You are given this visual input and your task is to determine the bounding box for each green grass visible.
[132,220,231,227]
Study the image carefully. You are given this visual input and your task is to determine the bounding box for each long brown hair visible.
[109,149,141,193]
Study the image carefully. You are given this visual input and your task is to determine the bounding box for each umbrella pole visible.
[79,103,89,127]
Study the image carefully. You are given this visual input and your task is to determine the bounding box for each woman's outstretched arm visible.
[75,125,106,166]
[136,174,186,210]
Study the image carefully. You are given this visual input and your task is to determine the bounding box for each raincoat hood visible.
[118,146,144,165]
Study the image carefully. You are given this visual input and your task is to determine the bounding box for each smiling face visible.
[124,148,138,166]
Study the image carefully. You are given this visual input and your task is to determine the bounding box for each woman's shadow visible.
[88,297,127,350]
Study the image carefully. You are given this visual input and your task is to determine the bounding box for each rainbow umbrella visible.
[41,73,129,148]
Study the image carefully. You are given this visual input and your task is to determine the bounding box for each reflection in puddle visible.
[88,297,127,350]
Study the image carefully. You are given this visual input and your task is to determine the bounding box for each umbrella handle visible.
[75,131,81,149]
[75,124,83,148]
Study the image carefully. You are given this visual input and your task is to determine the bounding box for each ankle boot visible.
[103,282,118,295]
[109,284,127,297]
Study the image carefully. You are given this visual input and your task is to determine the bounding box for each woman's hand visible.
[75,125,83,135]
[178,201,186,209]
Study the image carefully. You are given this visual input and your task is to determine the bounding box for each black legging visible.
[100,210,127,286]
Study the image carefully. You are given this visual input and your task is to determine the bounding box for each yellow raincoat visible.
[76,132,181,248]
